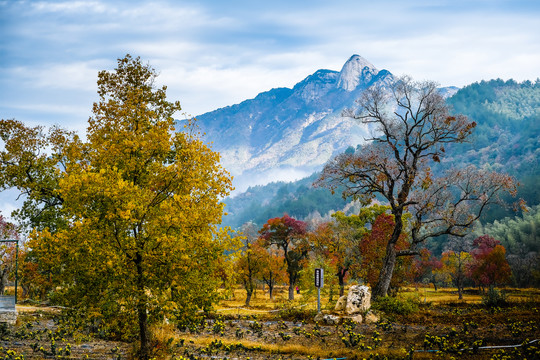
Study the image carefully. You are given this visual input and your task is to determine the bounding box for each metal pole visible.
[15,240,19,304]
[317,287,321,313]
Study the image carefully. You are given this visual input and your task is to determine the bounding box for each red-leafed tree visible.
[411,249,443,290]
[316,76,518,299]
[259,215,309,300]
[359,213,413,292]
[468,235,512,288]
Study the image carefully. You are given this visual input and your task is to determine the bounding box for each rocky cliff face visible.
[188,55,395,191]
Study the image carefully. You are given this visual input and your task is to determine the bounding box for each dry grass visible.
[217,285,540,313]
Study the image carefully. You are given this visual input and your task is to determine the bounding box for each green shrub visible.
[371,296,419,315]
[482,286,508,307]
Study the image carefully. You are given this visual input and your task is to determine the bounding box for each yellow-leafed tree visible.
[26,55,234,359]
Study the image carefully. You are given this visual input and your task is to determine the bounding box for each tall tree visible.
[15,55,233,360]
[317,76,517,299]
[259,214,309,300]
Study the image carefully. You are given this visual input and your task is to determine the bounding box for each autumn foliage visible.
[468,235,512,287]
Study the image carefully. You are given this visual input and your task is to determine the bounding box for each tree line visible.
[233,211,519,307]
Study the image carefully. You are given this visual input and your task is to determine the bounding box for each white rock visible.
[345,285,371,315]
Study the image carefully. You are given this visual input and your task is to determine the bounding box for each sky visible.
[0,0,539,216]
[1,0,539,135]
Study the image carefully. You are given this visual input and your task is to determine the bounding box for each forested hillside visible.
[445,79,540,221]
[223,79,540,230]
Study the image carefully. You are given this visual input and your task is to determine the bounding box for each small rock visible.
[322,314,341,325]
[350,314,363,324]
[364,311,380,324]
[334,295,347,311]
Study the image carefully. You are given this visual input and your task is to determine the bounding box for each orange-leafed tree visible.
[252,239,286,300]
[311,220,354,297]
[468,235,512,288]
[259,214,309,300]
[437,250,472,299]
[317,76,518,299]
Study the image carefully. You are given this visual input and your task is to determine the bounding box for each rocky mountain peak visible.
[337,54,379,91]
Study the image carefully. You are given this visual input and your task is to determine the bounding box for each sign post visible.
[314,268,324,313]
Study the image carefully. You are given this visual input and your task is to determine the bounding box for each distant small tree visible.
[259,215,309,300]
[234,222,262,306]
[437,251,472,299]
[468,235,512,289]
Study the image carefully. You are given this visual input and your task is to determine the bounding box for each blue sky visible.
[1,0,539,134]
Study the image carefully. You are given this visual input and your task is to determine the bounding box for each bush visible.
[371,296,419,315]
[482,286,508,307]
[274,303,317,322]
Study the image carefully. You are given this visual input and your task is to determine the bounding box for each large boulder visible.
[345,285,371,315]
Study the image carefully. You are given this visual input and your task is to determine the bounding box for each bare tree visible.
[317,76,517,299]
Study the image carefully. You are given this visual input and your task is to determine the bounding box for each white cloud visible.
[31,0,108,14]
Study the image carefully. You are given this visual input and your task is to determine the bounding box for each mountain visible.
[191,55,394,192]
[222,79,540,230]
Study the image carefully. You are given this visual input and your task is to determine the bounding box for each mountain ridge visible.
[190,54,396,191]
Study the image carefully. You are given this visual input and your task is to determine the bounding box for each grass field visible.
[3,285,539,359]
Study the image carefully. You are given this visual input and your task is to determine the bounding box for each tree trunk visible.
[138,299,149,360]
[245,291,252,307]
[373,209,404,300]
[338,273,345,297]
[288,270,295,300]
[0,268,8,295]
[372,243,397,299]
[457,275,463,300]
[135,253,149,360]
[244,279,254,307]
[269,285,274,300]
